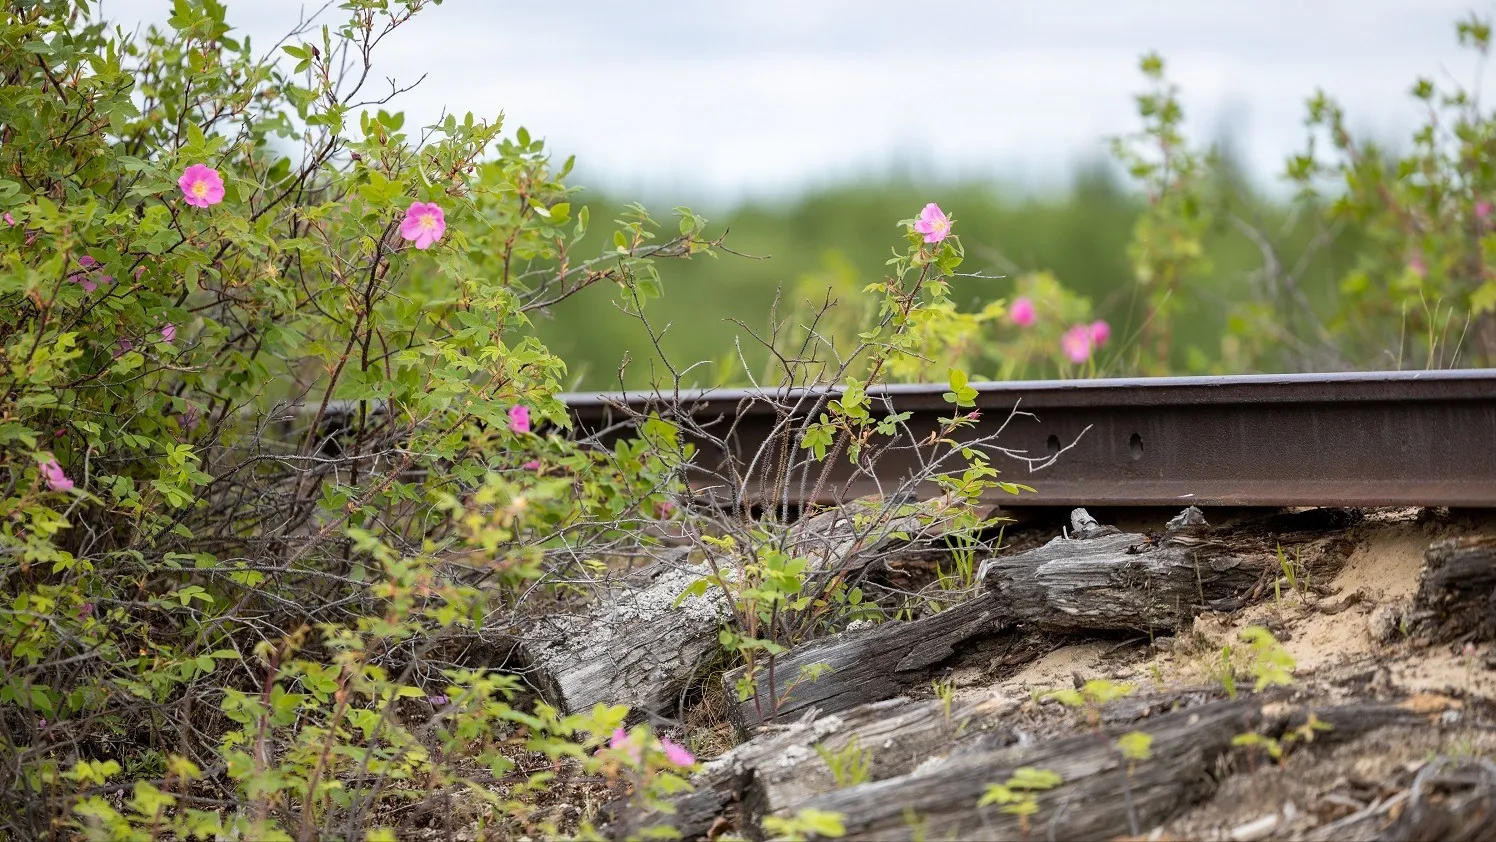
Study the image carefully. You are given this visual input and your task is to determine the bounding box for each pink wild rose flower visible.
[161,324,177,343]
[1089,320,1111,346]
[1010,297,1037,327]
[660,738,695,768]
[508,405,531,434]
[400,201,446,250]
[610,728,643,764]
[1062,325,1093,364]
[39,458,73,492]
[70,256,113,293]
[178,164,225,208]
[1478,201,1493,222]
[913,203,952,243]
[523,459,541,471]
[2,212,14,226]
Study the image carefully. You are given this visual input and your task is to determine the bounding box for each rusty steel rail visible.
[564,369,1496,508]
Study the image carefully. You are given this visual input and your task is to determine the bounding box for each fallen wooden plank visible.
[746,696,1016,823]
[721,592,1010,733]
[608,695,1014,841]
[790,698,1425,842]
[979,508,1350,635]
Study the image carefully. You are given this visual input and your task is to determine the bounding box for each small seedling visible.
[1217,644,1238,700]
[932,678,956,724]
[1043,679,1135,728]
[1232,711,1333,773]
[1231,731,1284,773]
[815,735,873,788]
[1115,730,1154,762]
[1115,731,1154,835]
[1240,626,1295,690]
[978,766,1064,838]
[762,808,847,841]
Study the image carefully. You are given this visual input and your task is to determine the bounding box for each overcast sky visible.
[101,0,1492,205]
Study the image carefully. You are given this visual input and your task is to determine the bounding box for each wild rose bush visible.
[1108,21,1496,374]
[0,1,708,838]
[1286,14,1496,368]
[790,257,1112,383]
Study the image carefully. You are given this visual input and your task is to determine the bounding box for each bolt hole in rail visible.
[564,370,1496,510]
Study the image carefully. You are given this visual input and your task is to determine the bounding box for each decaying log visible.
[509,548,727,720]
[609,695,1014,842]
[790,698,1424,842]
[510,495,961,718]
[1416,535,1496,642]
[611,687,1434,841]
[745,696,1015,822]
[978,508,1350,634]
[721,592,1009,733]
[791,697,1256,841]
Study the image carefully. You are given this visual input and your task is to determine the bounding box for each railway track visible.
[565,369,1496,508]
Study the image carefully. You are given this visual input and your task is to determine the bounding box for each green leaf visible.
[1007,767,1063,791]
[942,368,978,407]
[798,809,846,837]
[1471,281,1496,315]
[1115,731,1154,761]
[674,577,712,605]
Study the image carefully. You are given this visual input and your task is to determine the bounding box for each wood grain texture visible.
[1416,535,1496,642]
[979,514,1349,634]
[511,495,958,719]
[721,592,1009,733]
[793,699,1423,842]
[610,695,1014,842]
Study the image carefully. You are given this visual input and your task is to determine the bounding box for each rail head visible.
[563,368,1496,418]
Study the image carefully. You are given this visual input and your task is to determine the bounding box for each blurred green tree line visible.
[531,160,1347,390]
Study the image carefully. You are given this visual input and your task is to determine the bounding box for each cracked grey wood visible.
[608,695,1014,842]
[743,696,1016,827]
[979,512,1348,634]
[508,547,727,721]
[721,591,1009,733]
[793,699,1424,842]
[508,496,960,719]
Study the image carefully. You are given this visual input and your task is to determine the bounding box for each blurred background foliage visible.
[527,24,1496,391]
[532,161,1340,389]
